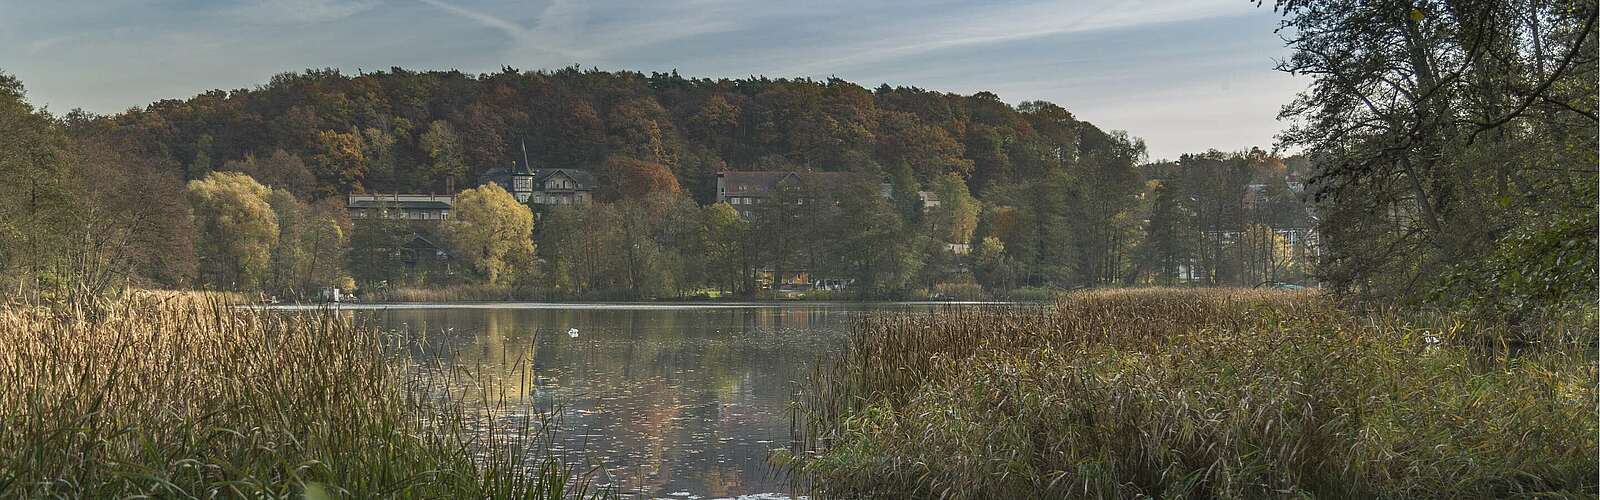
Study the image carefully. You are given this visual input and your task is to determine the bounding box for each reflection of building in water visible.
[741,305,839,332]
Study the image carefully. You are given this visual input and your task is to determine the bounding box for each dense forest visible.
[0,66,1323,300]
[77,67,1127,201]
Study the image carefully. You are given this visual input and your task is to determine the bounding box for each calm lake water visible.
[329,302,987,499]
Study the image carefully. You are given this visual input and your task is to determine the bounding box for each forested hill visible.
[75,66,1142,202]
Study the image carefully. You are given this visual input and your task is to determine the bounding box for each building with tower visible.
[479,161,595,207]
[478,142,595,208]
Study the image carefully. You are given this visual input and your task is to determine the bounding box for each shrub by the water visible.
[365,284,544,303]
[780,289,1597,498]
[0,292,607,498]
[1003,285,1063,302]
[927,282,989,301]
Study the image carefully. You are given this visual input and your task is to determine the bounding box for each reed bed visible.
[365,285,536,303]
[0,292,608,498]
[781,288,1598,498]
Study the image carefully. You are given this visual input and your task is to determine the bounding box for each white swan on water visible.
[567,327,580,338]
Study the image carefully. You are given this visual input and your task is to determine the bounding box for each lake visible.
[332,302,991,499]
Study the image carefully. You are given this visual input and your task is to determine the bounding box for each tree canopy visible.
[0,66,1334,299]
[444,183,536,286]
[186,172,279,289]
[76,67,1143,203]
[1272,0,1597,311]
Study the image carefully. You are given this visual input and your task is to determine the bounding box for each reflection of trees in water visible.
[370,305,893,496]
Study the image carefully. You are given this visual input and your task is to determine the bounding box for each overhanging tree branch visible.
[1468,7,1598,143]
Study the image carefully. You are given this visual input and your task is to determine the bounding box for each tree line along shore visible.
[2,67,1320,302]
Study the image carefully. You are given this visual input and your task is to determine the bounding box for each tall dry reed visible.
[781,288,1597,498]
[0,292,608,498]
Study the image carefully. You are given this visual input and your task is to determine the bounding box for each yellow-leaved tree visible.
[444,183,535,286]
[186,172,278,290]
[930,172,978,244]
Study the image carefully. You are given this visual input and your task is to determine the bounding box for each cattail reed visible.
[0,291,610,498]
[778,288,1598,498]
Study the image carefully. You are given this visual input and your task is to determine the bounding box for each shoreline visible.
[256,299,1040,310]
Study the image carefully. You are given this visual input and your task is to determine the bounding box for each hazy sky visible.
[0,0,1305,161]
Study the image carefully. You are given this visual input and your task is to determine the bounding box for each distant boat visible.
[567,327,580,338]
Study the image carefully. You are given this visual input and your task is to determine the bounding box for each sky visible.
[0,0,1306,161]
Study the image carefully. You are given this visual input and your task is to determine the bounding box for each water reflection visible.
[367,303,941,498]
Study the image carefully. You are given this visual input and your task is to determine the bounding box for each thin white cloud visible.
[776,0,1244,76]
[415,0,747,64]
[25,34,81,55]
[416,0,534,36]
[229,0,384,24]
[415,0,581,62]
[582,5,744,54]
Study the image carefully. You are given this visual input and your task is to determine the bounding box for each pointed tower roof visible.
[514,139,534,175]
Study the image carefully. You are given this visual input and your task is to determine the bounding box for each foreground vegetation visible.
[0,292,607,498]
[780,289,1597,498]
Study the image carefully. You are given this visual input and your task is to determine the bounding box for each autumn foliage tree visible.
[80,67,1143,207]
[601,155,681,200]
[310,130,366,197]
[3,66,1346,299]
[444,183,535,286]
[186,172,279,290]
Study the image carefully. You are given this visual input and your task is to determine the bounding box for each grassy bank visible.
[780,289,1597,498]
[0,293,607,498]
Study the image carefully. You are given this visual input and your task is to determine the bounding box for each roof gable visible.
[720,171,799,196]
[531,168,595,189]
[541,170,575,183]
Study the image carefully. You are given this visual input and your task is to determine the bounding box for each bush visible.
[931,282,988,301]
[363,284,556,302]
[1004,285,1060,302]
[1433,203,1598,332]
